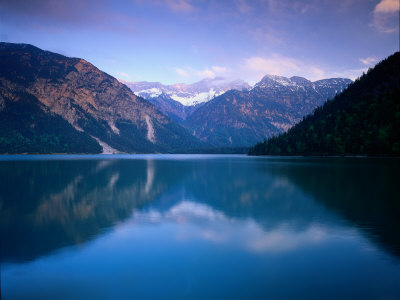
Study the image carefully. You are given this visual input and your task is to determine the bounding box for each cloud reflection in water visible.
[119,200,355,254]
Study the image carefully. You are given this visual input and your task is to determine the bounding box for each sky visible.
[0,0,399,85]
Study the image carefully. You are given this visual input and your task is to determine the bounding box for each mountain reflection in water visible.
[1,155,399,300]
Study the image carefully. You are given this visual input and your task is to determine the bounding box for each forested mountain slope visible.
[249,52,400,156]
[0,43,202,153]
[184,76,351,147]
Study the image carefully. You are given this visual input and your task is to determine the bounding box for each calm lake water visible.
[1,154,400,300]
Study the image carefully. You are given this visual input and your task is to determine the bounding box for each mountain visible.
[123,77,250,121]
[0,90,102,154]
[0,43,202,154]
[183,75,352,147]
[0,158,187,261]
[125,77,250,106]
[249,52,400,156]
[143,93,203,122]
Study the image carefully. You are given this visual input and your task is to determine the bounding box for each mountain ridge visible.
[124,77,251,106]
[183,75,352,147]
[0,42,203,153]
[249,52,400,156]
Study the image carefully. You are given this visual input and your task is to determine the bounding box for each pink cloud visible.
[359,57,378,66]
[235,0,253,14]
[165,0,196,13]
[374,0,399,13]
[372,0,399,33]
[0,0,137,33]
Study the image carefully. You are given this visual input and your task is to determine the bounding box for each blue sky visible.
[0,0,399,84]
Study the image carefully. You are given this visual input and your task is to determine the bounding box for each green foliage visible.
[249,52,400,157]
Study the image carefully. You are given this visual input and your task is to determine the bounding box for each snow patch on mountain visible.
[137,88,162,98]
[122,77,250,106]
[169,88,223,106]
[145,115,156,143]
[254,75,352,95]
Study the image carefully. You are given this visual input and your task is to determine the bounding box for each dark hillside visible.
[249,52,400,156]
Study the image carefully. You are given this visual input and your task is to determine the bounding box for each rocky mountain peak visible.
[0,42,203,153]
[125,77,250,106]
[289,76,312,86]
[255,75,296,89]
[184,74,352,148]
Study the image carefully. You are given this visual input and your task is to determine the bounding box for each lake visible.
[1,154,400,299]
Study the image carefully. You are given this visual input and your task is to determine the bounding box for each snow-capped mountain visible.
[183,75,352,147]
[123,77,250,106]
[254,75,351,93]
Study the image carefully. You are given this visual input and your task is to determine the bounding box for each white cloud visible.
[174,65,232,81]
[116,72,132,80]
[174,67,214,79]
[359,57,378,66]
[175,67,190,77]
[243,55,300,76]
[173,53,361,85]
[330,68,368,81]
[197,69,216,78]
[307,66,325,79]
[212,66,230,74]
[128,200,336,254]
[240,54,327,83]
[247,224,327,253]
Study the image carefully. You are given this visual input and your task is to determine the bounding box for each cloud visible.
[374,0,399,13]
[134,0,195,13]
[359,57,378,66]
[117,72,132,80]
[175,68,190,77]
[174,65,232,80]
[173,53,358,85]
[252,28,285,45]
[165,0,196,12]
[239,53,366,83]
[0,0,137,33]
[235,0,253,14]
[308,66,326,78]
[197,69,215,78]
[247,224,327,253]
[0,0,87,21]
[330,68,367,81]
[263,0,321,15]
[129,200,335,254]
[243,55,300,77]
[372,0,399,33]
[211,66,230,74]
[241,54,327,83]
